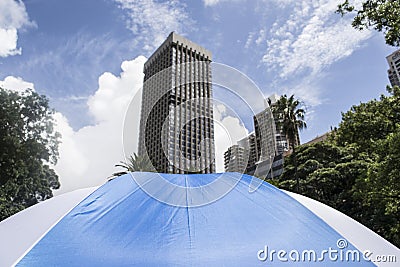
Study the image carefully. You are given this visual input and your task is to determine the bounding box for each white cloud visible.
[203,0,221,6]
[52,113,89,179]
[0,28,21,57]
[0,0,35,57]
[245,31,256,49]
[269,0,296,8]
[245,29,267,50]
[278,73,326,107]
[0,76,34,92]
[213,104,249,173]
[113,0,193,53]
[255,29,266,46]
[0,0,31,28]
[262,0,372,78]
[53,56,146,194]
[203,0,244,6]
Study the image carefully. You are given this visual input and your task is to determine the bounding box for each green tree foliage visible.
[335,86,400,153]
[271,94,307,192]
[278,86,400,247]
[113,153,155,177]
[334,87,400,246]
[0,88,60,221]
[271,94,307,150]
[353,129,400,245]
[280,142,369,214]
[337,0,400,46]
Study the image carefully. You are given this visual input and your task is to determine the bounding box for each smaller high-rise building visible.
[224,145,248,173]
[223,94,288,178]
[253,108,276,162]
[386,49,400,87]
[237,132,257,169]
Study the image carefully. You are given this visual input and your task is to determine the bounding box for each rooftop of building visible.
[303,131,331,145]
[144,32,212,69]
[386,48,400,62]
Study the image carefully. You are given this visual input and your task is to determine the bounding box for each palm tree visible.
[272,94,307,192]
[112,153,154,177]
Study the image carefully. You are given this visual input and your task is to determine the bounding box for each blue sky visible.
[0,0,396,192]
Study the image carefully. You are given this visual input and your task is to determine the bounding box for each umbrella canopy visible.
[1,172,398,266]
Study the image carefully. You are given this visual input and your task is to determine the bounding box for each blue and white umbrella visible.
[1,173,398,266]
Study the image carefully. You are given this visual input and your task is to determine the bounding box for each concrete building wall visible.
[387,49,400,87]
[253,108,276,162]
[224,145,248,173]
[238,132,258,169]
[138,32,215,174]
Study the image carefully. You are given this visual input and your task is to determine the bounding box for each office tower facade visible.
[223,145,248,173]
[253,108,276,162]
[138,32,215,174]
[223,94,287,178]
[223,101,277,175]
[237,132,258,169]
[387,49,400,87]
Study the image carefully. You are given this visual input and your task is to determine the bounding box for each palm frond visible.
[112,153,155,177]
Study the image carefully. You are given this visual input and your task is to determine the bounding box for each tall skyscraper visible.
[138,32,216,174]
[386,49,400,87]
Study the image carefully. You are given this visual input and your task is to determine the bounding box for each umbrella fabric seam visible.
[12,186,99,266]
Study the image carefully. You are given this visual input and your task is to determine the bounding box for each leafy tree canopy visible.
[334,85,400,152]
[271,94,307,149]
[279,141,369,212]
[337,0,400,46]
[0,88,60,221]
[277,86,400,247]
[352,129,400,245]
